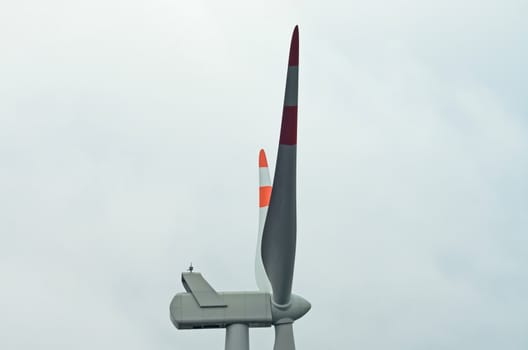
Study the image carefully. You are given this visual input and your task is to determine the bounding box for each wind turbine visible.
[169,25,310,350]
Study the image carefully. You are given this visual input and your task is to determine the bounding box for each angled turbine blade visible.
[261,25,299,306]
[273,323,296,350]
[255,149,273,293]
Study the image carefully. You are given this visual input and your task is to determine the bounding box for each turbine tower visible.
[169,26,310,350]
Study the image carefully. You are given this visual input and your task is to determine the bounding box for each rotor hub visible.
[271,294,311,324]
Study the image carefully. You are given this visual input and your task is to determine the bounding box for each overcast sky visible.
[1,1,527,349]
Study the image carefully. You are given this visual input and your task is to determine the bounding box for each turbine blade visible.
[273,323,296,350]
[262,25,299,306]
[255,149,272,292]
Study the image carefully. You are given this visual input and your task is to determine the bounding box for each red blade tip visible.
[259,149,269,167]
[288,25,299,66]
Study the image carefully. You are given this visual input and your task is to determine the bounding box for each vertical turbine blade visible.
[255,149,273,292]
[273,323,296,350]
[261,25,299,306]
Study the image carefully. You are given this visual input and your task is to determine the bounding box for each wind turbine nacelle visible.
[170,292,273,329]
[170,272,273,329]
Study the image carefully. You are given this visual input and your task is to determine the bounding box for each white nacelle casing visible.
[170,292,273,329]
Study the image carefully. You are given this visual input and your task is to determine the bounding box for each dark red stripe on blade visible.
[288,26,299,66]
[279,106,297,145]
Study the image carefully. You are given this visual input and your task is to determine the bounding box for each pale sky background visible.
[1,1,527,349]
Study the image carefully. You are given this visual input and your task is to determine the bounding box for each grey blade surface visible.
[261,26,299,307]
[274,323,296,350]
[261,145,296,306]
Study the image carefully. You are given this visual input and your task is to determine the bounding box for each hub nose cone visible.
[271,294,311,323]
[298,295,311,316]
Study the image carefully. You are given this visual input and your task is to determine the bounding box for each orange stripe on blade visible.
[259,186,272,207]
